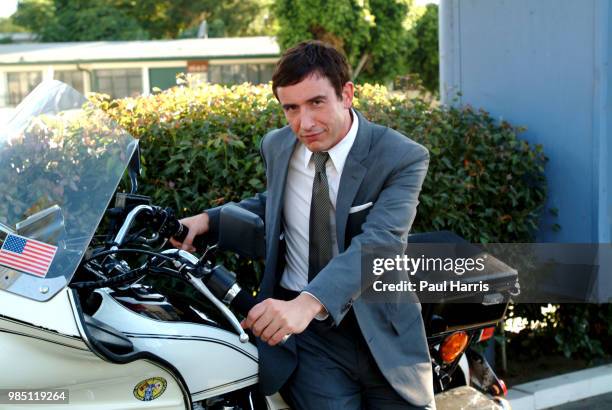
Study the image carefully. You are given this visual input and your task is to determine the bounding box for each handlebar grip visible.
[171,222,208,251]
[160,208,208,251]
[172,222,188,242]
[228,289,257,315]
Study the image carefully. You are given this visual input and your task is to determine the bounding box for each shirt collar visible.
[303,108,359,174]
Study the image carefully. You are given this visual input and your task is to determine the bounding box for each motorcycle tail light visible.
[440,331,469,363]
[478,326,496,342]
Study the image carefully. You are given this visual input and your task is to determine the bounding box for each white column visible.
[0,71,8,108]
[141,66,150,96]
[82,70,91,94]
[43,65,54,81]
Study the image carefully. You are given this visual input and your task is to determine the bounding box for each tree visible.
[121,0,275,38]
[0,16,28,43]
[13,0,273,41]
[406,4,439,94]
[12,0,54,39]
[13,0,147,41]
[0,17,27,33]
[274,0,417,84]
[178,0,276,38]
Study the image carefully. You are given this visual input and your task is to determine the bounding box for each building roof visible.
[0,36,280,65]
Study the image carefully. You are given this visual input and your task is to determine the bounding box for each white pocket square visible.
[349,202,373,214]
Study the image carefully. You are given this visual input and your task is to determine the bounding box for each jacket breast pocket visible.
[345,207,370,245]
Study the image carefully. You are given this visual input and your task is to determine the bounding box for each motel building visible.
[0,36,280,120]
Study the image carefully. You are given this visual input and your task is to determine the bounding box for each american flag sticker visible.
[0,233,58,278]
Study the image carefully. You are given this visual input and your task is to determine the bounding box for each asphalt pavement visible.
[545,392,612,409]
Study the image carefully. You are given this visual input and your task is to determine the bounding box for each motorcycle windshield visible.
[0,80,137,301]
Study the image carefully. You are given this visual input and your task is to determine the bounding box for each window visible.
[55,70,84,94]
[208,64,247,84]
[93,69,142,99]
[208,63,275,85]
[252,63,274,84]
[7,71,42,106]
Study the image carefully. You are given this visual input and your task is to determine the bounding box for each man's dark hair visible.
[272,40,351,100]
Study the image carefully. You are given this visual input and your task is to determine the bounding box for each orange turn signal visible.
[440,331,469,363]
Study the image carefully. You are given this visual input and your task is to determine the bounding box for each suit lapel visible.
[335,110,372,253]
[261,131,296,293]
[269,132,298,235]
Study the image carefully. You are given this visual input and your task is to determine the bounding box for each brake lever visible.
[161,249,250,344]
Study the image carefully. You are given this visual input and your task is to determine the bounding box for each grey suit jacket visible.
[207,110,434,406]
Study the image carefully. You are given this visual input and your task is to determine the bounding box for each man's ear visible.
[342,82,355,108]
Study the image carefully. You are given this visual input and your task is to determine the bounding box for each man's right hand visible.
[169,212,210,252]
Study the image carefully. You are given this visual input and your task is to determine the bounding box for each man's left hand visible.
[241,293,325,346]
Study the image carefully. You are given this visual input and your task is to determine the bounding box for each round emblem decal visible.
[133,377,167,401]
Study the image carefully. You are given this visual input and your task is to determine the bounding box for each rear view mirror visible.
[128,142,141,194]
[218,203,265,259]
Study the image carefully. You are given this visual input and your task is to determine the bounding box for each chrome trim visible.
[482,292,504,306]
[223,283,242,305]
[111,204,154,250]
[0,221,15,235]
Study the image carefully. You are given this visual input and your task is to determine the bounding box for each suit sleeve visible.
[303,144,430,325]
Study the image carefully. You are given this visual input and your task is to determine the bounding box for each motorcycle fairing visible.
[91,288,259,401]
[0,80,137,301]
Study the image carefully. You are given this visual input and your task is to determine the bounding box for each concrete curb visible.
[507,364,612,409]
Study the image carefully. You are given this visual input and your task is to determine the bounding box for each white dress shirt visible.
[280,109,359,292]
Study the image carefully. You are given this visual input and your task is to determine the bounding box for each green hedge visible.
[92,79,548,244]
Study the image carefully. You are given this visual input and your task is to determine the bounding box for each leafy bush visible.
[506,304,612,363]
[551,304,611,360]
[92,80,548,245]
[356,85,547,242]
[91,79,282,216]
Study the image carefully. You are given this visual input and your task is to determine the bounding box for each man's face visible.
[276,73,354,152]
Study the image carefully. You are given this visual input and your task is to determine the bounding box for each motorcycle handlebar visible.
[157,208,208,251]
[156,209,255,313]
[148,209,260,322]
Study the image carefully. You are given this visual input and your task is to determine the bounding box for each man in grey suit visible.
[173,41,434,409]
